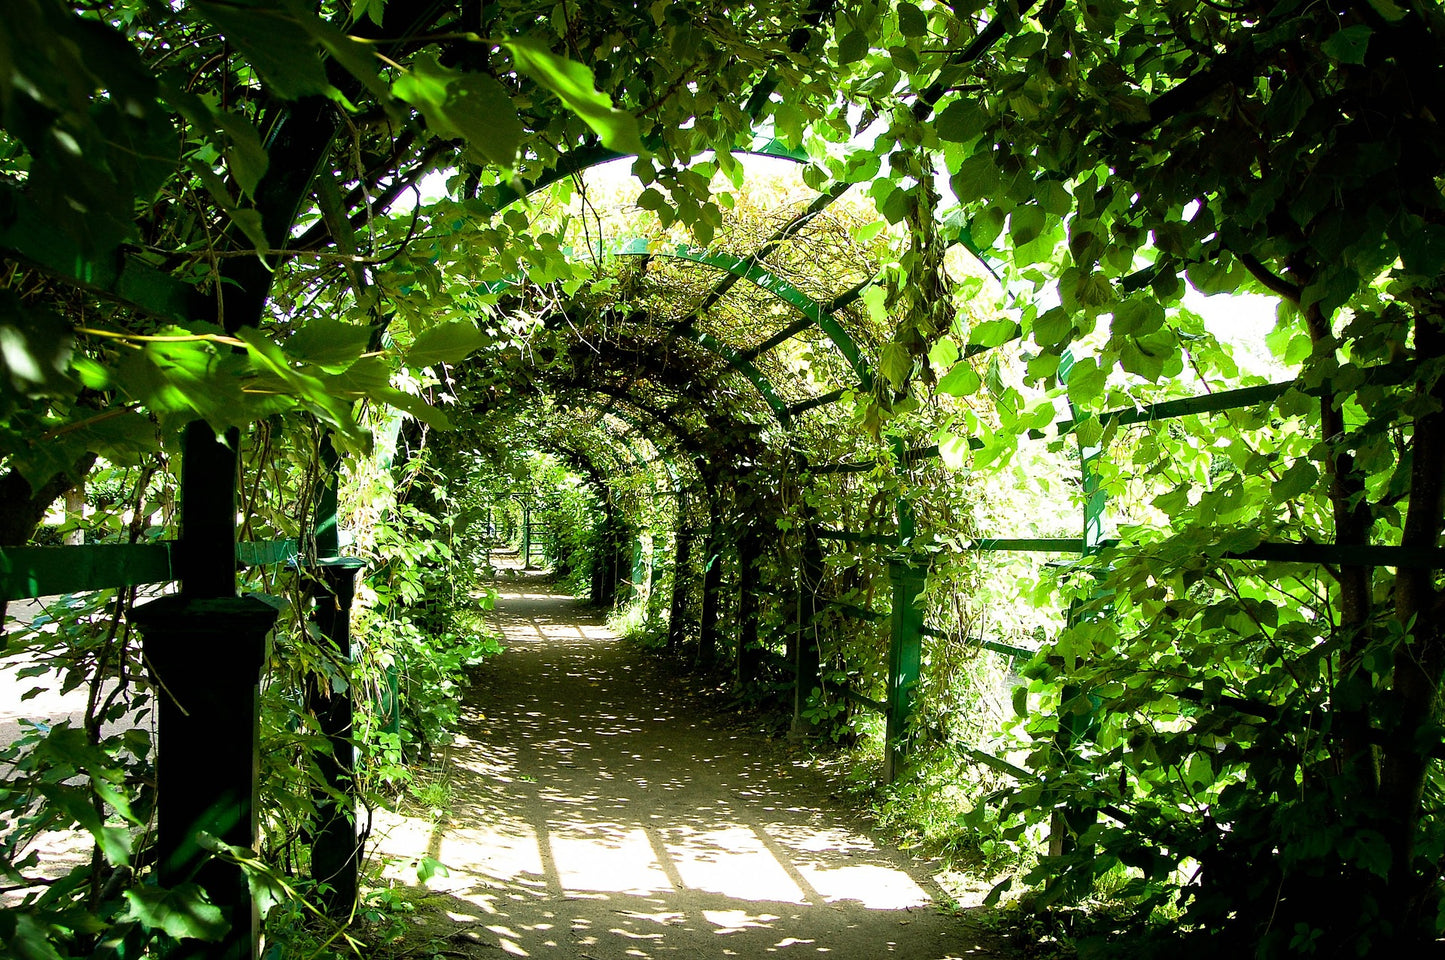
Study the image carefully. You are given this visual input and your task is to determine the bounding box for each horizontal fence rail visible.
[0,539,302,603]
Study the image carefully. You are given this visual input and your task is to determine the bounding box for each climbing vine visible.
[3,1,1445,958]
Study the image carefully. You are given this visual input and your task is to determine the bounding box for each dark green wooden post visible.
[521,500,532,568]
[698,522,721,664]
[629,536,646,601]
[1049,350,1109,855]
[133,421,281,960]
[306,558,364,915]
[790,529,824,736]
[610,518,627,601]
[736,528,762,685]
[590,512,609,605]
[881,436,922,781]
[178,423,239,598]
[885,561,926,783]
[134,597,277,960]
[667,508,695,653]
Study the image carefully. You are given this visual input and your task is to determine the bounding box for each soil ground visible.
[371,564,1016,959]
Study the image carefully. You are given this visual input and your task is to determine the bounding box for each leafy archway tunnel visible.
[3,3,1445,959]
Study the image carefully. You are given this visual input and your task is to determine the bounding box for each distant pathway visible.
[375,569,1009,959]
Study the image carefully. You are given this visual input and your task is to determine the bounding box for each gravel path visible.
[372,574,1011,959]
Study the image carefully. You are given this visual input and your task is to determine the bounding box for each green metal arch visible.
[480,275,796,426]
[611,238,873,392]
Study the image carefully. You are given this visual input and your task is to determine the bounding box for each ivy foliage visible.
[2,1,1445,959]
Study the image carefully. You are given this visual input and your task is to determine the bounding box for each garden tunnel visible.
[4,3,1445,960]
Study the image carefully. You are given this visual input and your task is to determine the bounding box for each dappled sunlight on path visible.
[372,572,1004,958]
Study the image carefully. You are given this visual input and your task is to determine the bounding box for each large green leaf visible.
[123,885,228,942]
[503,40,644,154]
[406,321,490,367]
[194,2,329,100]
[393,54,524,167]
[937,360,981,397]
[284,316,371,370]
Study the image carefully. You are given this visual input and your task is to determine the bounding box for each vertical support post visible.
[790,530,824,737]
[629,536,645,602]
[591,514,609,606]
[667,516,695,652]
[179,422,239,599]
[884,561,926,783]
[521,501,532,569]
[313,431,341,559]
[135,419,271,959]
[306,558,365,915]
[698,523,721,664]
[132,597,278,960]
[1049,350,1109,855]
[736,528,761,685]
[63,483,85,546]
[883,435,921,781]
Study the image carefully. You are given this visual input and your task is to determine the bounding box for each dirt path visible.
[373,574,1011,959]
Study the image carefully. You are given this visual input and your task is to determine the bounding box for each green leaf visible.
[195,2,329,99]
[285,317,371,370]
[937,360,981,397]
[371,383,454,431]
[968,319,1021,349]
[123,884,228,941]
[1300,267,1360,318]
[1062,356,1107,405]
[1365,0,1408,21]
[243,858,291,919]
[1396,218,1445,277]
[503,40,643,154]
[935,99,985,144]
[0,291,74,397]
[837,30,870,64]
[983,876,1013,907]
[1037,181,1072,218]
[1321,25,1371,65]
[406,321,490,367]
[1271,459,1319,501]
[929,337,959,369]
[212,110,268,201]
[1111,298,1164,337]
[417,856,450,883]
[237,328,369,445]
[9,913,66,960]
[897,3,927,38]
[295,9,390,99]
[393,55,525,168]
[880,341,912,389]
[1009,205,1045,247]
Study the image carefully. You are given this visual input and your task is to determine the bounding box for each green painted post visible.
[178,422,239,599]
[522,501,533,569]
[736,528,762,685]
[306,558,365,916]
[132,596,277,960]
[791,530,824,737]
[667,517,695,652]
[1049,350,1109,855]
[590,513,609,605]
[630,536,646,601]
[698,523,721,664]
[883,435,922,782]
[885,561,926,783]
[135,419,273,960]
[313,431,341,560]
